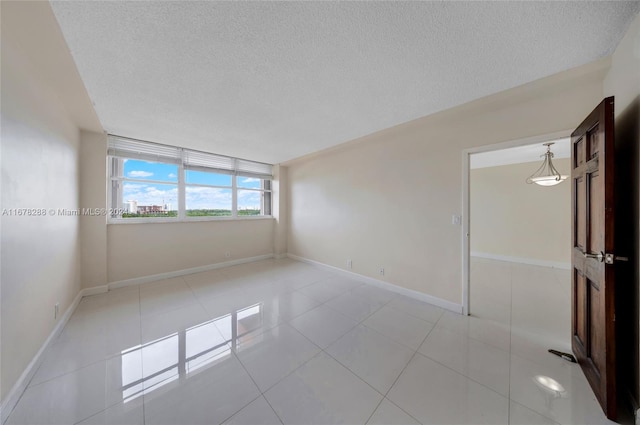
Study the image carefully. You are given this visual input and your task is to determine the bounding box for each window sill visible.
[107,216,274,225]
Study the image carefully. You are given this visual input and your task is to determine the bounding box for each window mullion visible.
[178,150,186,220]
[232,172,238,218]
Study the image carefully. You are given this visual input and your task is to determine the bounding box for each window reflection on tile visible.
[141,334,179,393]
[117,302,265,402]
[214,303,265,350]
[120,346,143,402]
[237,304,262,334]
[186,320,230,373]
[213,314,233,341]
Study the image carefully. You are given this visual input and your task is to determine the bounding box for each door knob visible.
[584,251,605,262]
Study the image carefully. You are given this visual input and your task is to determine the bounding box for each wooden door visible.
[571,96,617,420]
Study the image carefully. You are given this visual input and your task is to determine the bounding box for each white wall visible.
[604,14,640,116]
[286,60,606,305]
[79,130,108,288]
[273,165,289,257]
[107,219,275,282]
[470,159,571,265]
[0,1,102,402]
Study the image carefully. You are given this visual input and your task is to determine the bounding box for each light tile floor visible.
[5,258,615,424]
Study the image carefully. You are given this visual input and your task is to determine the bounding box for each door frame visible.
[461,129,572,316]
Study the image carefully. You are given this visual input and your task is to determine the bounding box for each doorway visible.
[462,132,573,353]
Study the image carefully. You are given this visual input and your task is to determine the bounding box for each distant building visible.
[126,200,137,213]
[126,201,172,215]
[138,205,165,214]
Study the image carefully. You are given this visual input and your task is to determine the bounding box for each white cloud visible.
[240,177,259,183]
[123,183,178,207]
[128,170,154,178]
[238,190,259,199]
[237,190,260,209]
[122,183,148,190]
[122,183,259,210]
[168,173,177,178]
[185,186,231,209]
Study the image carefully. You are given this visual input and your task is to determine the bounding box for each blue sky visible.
[122,160,262,210]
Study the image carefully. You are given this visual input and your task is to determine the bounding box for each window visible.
[237,176,272,216]
[185,170,233,217]
[108,135,273,221]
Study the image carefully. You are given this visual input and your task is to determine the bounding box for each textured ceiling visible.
[50,1,640,164]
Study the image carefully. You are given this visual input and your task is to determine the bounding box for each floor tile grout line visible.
[216,393,263,425]
[182,273,231,328]
[320,342,394,398]
[399,274,508,403]
[363,397,386,425]
[266,347,326,396]
[413,349,510,400]
[257,393,285,425]
[218,275,429,419]
[358,319,433,353]
[290,280,394,326]
[273,296,436,424]
[18,355,106,389]
[386,298,445,325]
[223,350,285,425]
[245,323,326,395]
[180,271,349,352]
[243,317,390,418]
[406,315,438,377]
[136,284,147,425]
[431,316,511,354]
[424,322,511,356]
[509,398,563,425]
[367,319,438,425]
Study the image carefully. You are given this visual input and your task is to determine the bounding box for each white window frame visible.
[236,176,272,218]
[107,135,273,224]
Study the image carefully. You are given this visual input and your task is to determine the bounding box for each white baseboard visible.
[287,254,463,314]
[274,253,288,260]
[108,254,275,290]
[81,285,108,296]
[1,286,88,424]
[471,251,571,270]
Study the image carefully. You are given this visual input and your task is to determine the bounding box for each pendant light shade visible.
[526,142,568,186]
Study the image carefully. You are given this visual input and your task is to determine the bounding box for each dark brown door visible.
[571,96,617,420]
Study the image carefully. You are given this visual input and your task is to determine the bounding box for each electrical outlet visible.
[379,268,385,276]
[452,215,462,225]
[54,303,59,320]
[347,259,352,269]
[225,251,231,258]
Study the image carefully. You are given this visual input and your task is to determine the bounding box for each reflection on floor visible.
[5,257,614,424]
[471,257,572,367]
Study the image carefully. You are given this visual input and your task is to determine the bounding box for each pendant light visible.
[526,142,567,186]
